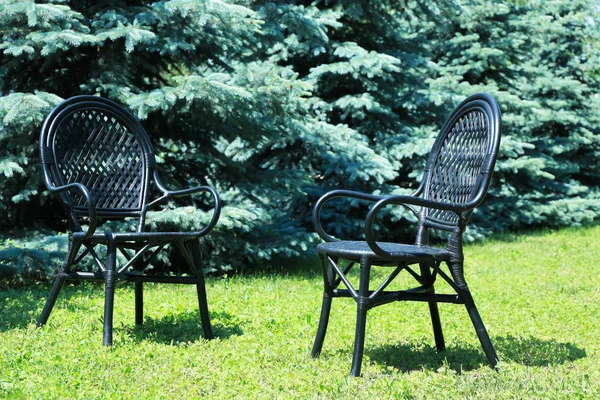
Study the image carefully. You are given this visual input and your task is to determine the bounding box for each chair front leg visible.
[37,237,80,327]
[189,239,213,340]
[350,256,372,377]
[37,273,68,327]
[312,253,333,357]
[103,234,117,346]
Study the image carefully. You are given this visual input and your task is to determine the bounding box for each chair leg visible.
[463,290,498,368]
[311,293,332,357]
[135,281,143,326]
[37,273,67,327]
[420,263,445,352]
[312,253,333,357]
[103,235,117,346]
[350,257,371,377]
[351,303,368,377]
[449,260,498,367]
[37,239,80,327]
[428,301,445,352]
[190,240,213,340]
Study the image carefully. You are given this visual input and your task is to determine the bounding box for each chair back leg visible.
[419,263,446,352]
[427,301,446,352]
[462,290,498,368]
[450,261,498,367]
[135,281,144,325]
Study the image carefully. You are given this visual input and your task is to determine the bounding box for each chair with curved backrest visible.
[37,95,221,346]
[311,93,501,376]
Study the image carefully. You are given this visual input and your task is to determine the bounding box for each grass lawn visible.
[1,225,600,399]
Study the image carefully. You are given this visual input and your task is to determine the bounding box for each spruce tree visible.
[426,0,600,232]
[2,0,600,282]
[257,0,600,240]
[255,0,448,241]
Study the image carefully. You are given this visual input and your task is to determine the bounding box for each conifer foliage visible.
[427,0,600,231]
[0,0,318,279]
[1,0,600,282]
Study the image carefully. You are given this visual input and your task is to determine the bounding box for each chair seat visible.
[317,240,450,264]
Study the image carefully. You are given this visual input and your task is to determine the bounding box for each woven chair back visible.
[40,96,154,219]
[421,93,501,231]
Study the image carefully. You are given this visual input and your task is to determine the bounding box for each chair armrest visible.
[312,187,428,242]
[364,195,468,259]
[47,182,97,240]
[312,189,385,242]
[149,174,222,237]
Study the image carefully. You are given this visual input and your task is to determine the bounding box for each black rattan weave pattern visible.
[425,110,489,225]
[54,109,145,210]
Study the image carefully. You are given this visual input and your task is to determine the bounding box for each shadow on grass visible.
[128,310,243,345]
[367,342,484,373]
[367,335,586,373]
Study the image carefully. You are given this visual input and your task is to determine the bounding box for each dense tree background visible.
[1,0,600,282]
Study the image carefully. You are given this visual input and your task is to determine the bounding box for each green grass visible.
[1,225,600,399]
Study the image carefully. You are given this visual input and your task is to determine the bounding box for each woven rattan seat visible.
[317,241,450,264]
[311,93,501,376]
[37,96,221,346]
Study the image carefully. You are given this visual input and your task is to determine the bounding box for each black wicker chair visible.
[311,93,501,376]
[37,95,221,346]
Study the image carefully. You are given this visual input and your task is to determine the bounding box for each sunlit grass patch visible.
[2,225,600,398]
